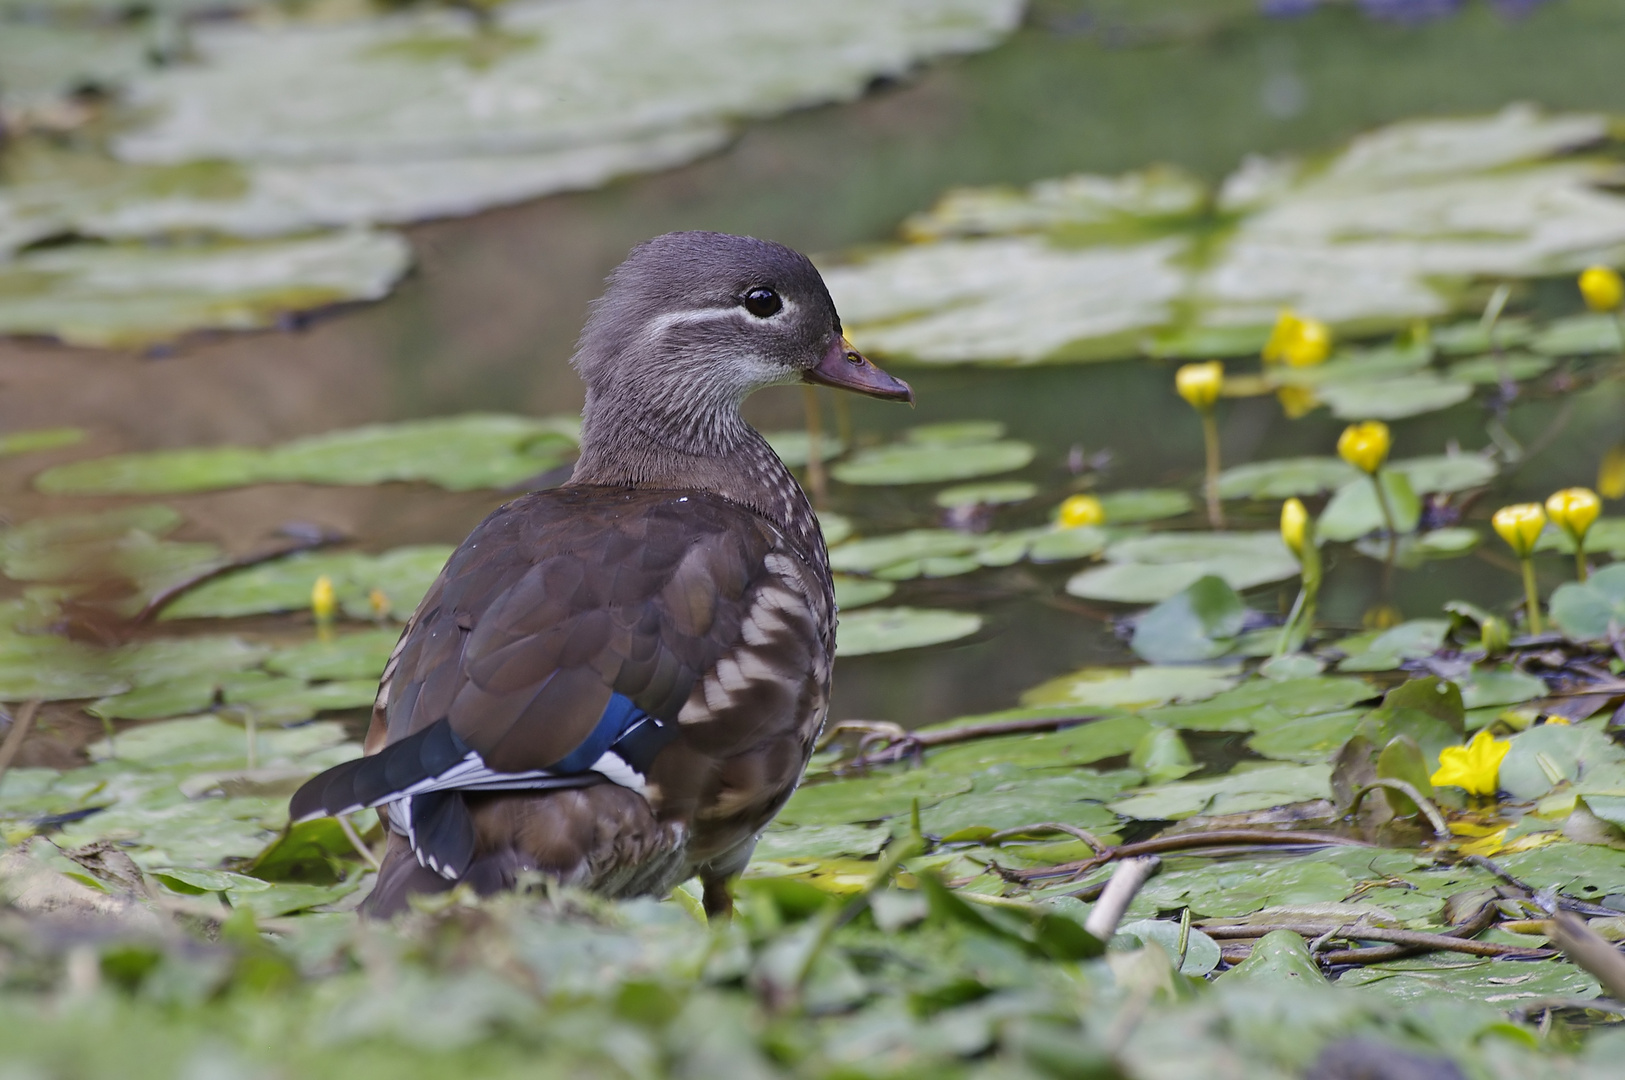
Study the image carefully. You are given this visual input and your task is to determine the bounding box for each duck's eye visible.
[742,287,782,318]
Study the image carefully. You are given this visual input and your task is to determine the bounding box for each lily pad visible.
[0,230,411,348]
[1096,489,1192,523]
[1550,564,1625,643]
[1067,531,1298,603]
[161,546,453,621]
[0,428,85,457]
[832,575,895,611]
[1335,620,1450,672]
[1020,665,1239,711]
[265,628,401,682]
[1316,374,1473,421]
[933,481,1037,508]
[831,440,1035,485]
[1445,352,1554,384]
[1130,575,1247,664]
[835,607,982,657]
[1108,763,1332,821]
[1531,313,1624,356]
[1218,457,1359,500]
[37,414,577,495]
[1316,472,1422,543]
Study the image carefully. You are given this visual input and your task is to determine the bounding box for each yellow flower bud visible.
[1281,317,1331,367]
[311,575,337,624]
[1280,497,1310,561]
[1175,361,1223,413]
[1492,503,1546,559]
[1057,494,1104,528]
[1430,729,1510,798]
[1579,265,1624,312]
[1261,309,1301,364]
[1545,487,1601,544]
[368,588,392,621]
[1275,385,1318,419]
[1336,421,1391,475]
[1599,444,1625,500]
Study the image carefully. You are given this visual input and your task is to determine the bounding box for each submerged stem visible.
[1369,470,1398,572]
[1521,556,1544,635]
[1201,412,1223,529]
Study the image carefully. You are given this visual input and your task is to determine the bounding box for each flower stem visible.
[1520,556,1543,635]
[1576,539,1589,583]
[1201,412,1224,529]
[1369,470,1399,580]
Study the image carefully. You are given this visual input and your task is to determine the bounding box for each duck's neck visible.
[569,388,824,559]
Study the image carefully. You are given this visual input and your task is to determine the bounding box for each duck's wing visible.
[289,485,831,879]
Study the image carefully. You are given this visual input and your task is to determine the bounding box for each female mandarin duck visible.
[290,231,911,918]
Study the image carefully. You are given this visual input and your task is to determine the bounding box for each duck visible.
[289,231,912,918]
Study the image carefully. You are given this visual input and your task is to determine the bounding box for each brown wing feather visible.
[375,485,807,776]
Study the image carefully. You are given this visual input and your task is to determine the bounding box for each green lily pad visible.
[1389,454,1499,495]
[1316,472,1422,543]
[265,628,401,682]
[1550,564,1625,643]
[1096,489,1192,523]
[817,511,853,547]
[162,546,452,621]
[827,530,982,575]
[37,414,577,495]
[1335,620,1450,672]
[1218,457,1359,500]
[922,714,1154,774]
[835,607,982,657]
[1067,531,1298,603]
[1445,352,1554,384]
[1021,665,1239,711]
[904,421,1008,444]
[1501,723,1625,801]
[1338,951,1596,1006]
[1316,374,1474,421]
[832,576,895,611]
[1108,763,1331,821]
[0,231,412,348]
[753,823,891,862]
[831,440,1034,485]
[921,769,1129,839]
[778,770,975,827]
[0,428,86,457]
[1117,919,1222,976]
[933,481,1037,508]
[1130,575,1246,664]
[1218,930,1327,986]
[1141,676,1378,733]
[1457,667,1546,710]
[1531,313,1624,356]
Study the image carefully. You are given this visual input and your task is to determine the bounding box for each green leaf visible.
[1503,723,1625,801]
[162,546,452,620]
[1067,531,1298,604]
[1020,665,1238,711]
[1217,457,1358,500]
[1335,619,1449,672]
[1316,472,1422,542]
[1217,930,1326,985]
[778,771,975,827]
[38,415,577,495]
[1550,564,1625,642]
[1445,352,1553,384]
[1456,666,1546,710]
[761,430,845,467]
[1531,313,1624,356]
[831,440,1035,485]
[1095,489,1192,523]
[921,714,1155,774]
[265,628,400,682]
[832,575,895,611]
[1108,763,1331,821]
[835,607,982,656]
[1130,575,1246,664]
[1142,676,1377,733]
[1317,374,1473,421]
[0,428,86,456]
[1116,919,1221,976]
[933,481,1037,508]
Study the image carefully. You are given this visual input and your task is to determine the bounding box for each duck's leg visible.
[701,873,735,921]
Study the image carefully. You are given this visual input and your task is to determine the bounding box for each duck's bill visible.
[802,336,913,403]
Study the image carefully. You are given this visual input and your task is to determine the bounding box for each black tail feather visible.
[409,790,476,879]
[289,719,471,823]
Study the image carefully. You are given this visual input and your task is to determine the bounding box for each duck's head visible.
[573,232,912,441]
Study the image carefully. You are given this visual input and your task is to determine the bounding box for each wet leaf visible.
[835,607,982,656]
[1502,723,1625,801]
[933,481,1037,508]
[1445,352,1554,384]
[1316,472,1422,543]
[1129,575,1246,664]
[1218,457,1359,500]
[1020,665,1238,710]
[1335,620,1449,672]
[1338,951,1596,1005]
[1317,374,1473,421]
[0,428,86,457]
[1457,667,1546,710]
[1116,919,1221,976]
[831,440,1035,485]
[832,575,895,611]
[1218,930,1326,986]
[1531,313,1624,356]
[162,546,452,620]
[921,713,1155,774]
[1096,489,1192,523]
[38,415,576,495]
[1141,675,1377,733]
[1067,531,1297,603]
[1108,762,1331,820]
[778,771,975,827]
[1550,564,1625,642]
[264,629,400,683]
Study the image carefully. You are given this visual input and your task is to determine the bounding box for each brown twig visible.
[1316,900,1506,965]
[987,822,1108,854]
[1022,829,1372,886]
[136,534,345,623]
[0,700,41,790]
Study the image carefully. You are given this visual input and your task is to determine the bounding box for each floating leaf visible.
[0,231,411,348]
[1130,575,1246,664]
[1096,489,1192,523]
[1218,457,1359,500]
[1067,531,1298,603]
[1531,313,1623,356]
[835,607,982,656]
[1021,665,1238,711]
[1316,374,1473,421]
[831,440,1034,485]
[162,546,451,621]
[832,575,895,611]
[1116,919,1221,976]
[1550,564,1625,643]
[0,428,86,457]
[1218,930,1326,985]
[265,629,401,682]
[1108,763,1331,821]
[37,414,576,495]
[1316,472,1422,543]
[778,771,974,827]
[933,481,1037,508]
[1445,352,1554,384]
[1335,620,1450,672]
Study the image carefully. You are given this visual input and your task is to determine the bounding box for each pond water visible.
[4,0,1625,735]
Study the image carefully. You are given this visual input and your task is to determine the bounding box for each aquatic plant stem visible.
[1520,555,1544,634]
[1369,469,1398,573]
[1576,541,1589,583]
[0,700,41,791]
[1201,412,1223,529]
[801,385,827,507]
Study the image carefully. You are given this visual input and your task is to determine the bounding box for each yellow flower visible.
[1431,730,1510,797]
[1492,503,1547,559]
[1282,317,1331,367]
[1546,487,1601,544]
[1057,494,1104,528]
[368,588,392,620]
[1175,361,1223,412]
[1261,309,1301,364]
[1275,385,1318,419]
[311,575,337,624]
[1337,421,1391,475]
[1599,445,1625,500]
[1579,265,1624,312]
[1280,497,1310,561]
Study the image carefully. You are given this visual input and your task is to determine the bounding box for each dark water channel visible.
[5,1,1625,729]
